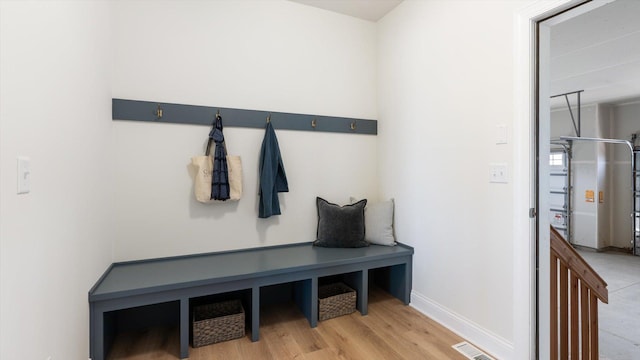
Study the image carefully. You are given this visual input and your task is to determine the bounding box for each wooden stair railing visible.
[550,226,608,359]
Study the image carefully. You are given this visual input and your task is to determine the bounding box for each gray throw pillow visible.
[350,197,396,246]
[314,197,368,248]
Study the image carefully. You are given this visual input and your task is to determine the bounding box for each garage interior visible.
[547,1,640,357]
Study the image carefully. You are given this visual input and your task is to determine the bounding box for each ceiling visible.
[550,0,640,108]
[289,0,402,22]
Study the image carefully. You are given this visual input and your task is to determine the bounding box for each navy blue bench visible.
[89,242,413,360]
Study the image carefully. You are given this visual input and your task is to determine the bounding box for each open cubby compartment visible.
[189,288,252,343]
[260,280,313,308]
[318,271,361,288]
[318,271,363,315]
[259,279,314,326]
[368,263,408,301]
[103,300,180,358]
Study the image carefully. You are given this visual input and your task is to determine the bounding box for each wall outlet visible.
[489,163,508,183]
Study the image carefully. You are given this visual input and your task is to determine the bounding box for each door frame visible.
[515,1,618,358]
[513,1,586,358]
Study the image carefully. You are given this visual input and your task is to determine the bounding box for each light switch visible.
[17,157,30,194]
[489,163,508,183]
[496,124,508,144]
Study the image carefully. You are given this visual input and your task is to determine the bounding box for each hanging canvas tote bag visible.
[226,154,243,201]
[191,136,216,203]
[191,114,243,203]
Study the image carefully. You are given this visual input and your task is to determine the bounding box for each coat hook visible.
[350,120,357,131]
[155,104,163,119]
[311,118,317,128]
[266,114,271,123]
[216,109,220,116]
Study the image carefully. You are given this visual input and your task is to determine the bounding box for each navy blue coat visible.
[259,122,288,218]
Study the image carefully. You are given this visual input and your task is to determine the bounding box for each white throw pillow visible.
[351,197,396,246]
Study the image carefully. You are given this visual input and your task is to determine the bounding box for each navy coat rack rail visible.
[112,99,377,135]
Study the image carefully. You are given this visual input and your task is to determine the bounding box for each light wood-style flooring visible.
[107,288,469,359]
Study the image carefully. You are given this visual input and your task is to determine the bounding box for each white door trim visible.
[513,1,585,358]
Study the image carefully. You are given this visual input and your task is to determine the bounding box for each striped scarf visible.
[209,114,230,200]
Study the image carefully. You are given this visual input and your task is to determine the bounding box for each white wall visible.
[0,1,566,359]
[377,1,533,358]
[0,2,113,360]
[111,0,378,260]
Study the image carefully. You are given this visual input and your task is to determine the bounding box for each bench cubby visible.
[89,242,413,360]
[189,289,253,343]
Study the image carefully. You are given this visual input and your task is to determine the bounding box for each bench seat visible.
[89,242,413,360]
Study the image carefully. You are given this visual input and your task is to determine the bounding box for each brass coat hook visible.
[311,118,317,129]
[155,104,163,119]
[350,120,357,131]
[266,114,271,123]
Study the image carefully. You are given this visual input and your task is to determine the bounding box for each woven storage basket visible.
[192,299,245,347]
[318,282,356,321]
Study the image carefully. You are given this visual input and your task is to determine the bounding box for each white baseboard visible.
[410,290,514,360]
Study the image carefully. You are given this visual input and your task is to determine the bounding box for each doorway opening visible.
[537,1,640,358]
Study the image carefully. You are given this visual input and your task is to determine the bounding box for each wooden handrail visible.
[550,227,608,303]
[550,226,608,360]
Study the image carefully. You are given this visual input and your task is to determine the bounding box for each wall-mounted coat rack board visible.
[112,99,377,135]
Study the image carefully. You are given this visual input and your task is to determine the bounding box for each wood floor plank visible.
[330,312,404,359]
[366,289,466,359]
[260,307,306,359]
[313,318,372,360]
[272,303,329,355]
[300,347,345,360]
[235,337,274,360]
[107,288,475,360]
[405,329,467,359]
[359,306,444,359]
